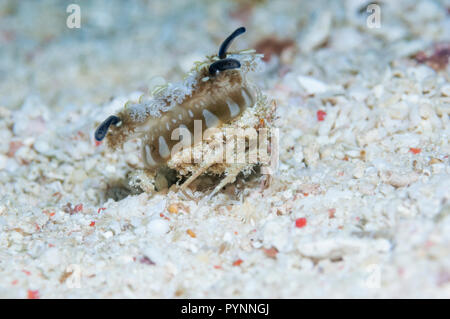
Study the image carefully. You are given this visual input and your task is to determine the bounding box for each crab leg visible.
[207,163,248,199]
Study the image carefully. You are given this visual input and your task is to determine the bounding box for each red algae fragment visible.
[409,148,421,154]
[233,259,244,266]
[295,218,307,228]
[317,110,327,121]
[89,221,95,227]
[160,213,170,220]
[43,210,56,217]
[27,289,39,299]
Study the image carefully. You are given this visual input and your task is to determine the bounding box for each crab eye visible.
[209,58,241,76]
[95,115,121,141]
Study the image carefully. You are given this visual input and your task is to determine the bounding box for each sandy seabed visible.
[0,0,449,298]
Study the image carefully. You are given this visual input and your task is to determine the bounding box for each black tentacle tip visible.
[209,27,246,76]
[218,27,246,59]
[209,58,241,76]
[94,115,121,141]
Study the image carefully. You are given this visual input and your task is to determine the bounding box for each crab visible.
[95,27,276,198]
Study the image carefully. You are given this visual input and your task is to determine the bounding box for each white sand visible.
[0,0,449,298]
